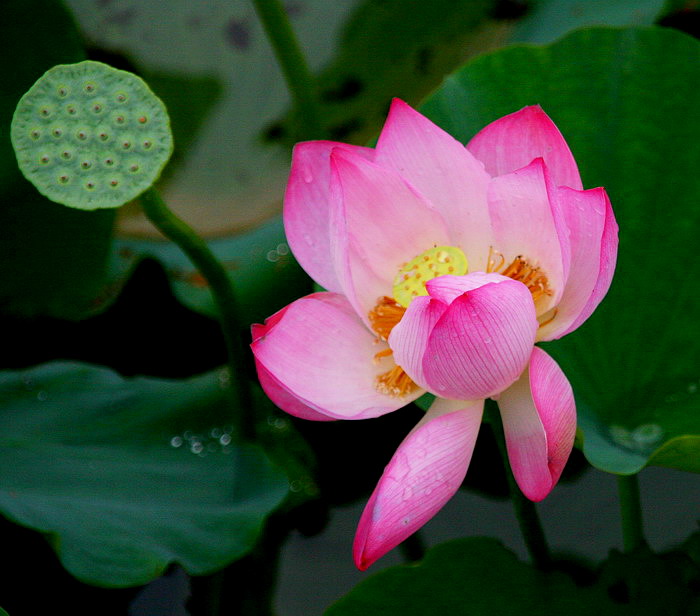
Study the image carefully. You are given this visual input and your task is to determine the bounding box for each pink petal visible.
[387,295,447,391]
[424,272,513,303]
[487,158,569,313]
[252,303,337,421]
[251,292,420,420]
[497,347,576,502]
[539,186,618,340]
[284,141,374,292]
[328,147,451,320]
[553,188,618,338]
[467,105,583,190]
[353,398,484,570]
[374,99,494,270]
[388,273,513,390]
[254,358,335,422]
[422,278,538,400]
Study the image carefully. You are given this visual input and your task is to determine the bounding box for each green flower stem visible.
[617,473,647,552]
[487,403,552,571]
[252,0,323,139]
[139,187,254,439]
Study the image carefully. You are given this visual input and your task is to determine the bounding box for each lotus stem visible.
[617,473,647,552]
[139,187,254,440]
[252,0,324,139]
[488,403,552,571]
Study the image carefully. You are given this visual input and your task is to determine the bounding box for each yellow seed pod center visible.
[392,246,468,308]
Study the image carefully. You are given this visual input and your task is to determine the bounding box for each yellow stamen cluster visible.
[369,296,417,397]
[375,364,418,397]
[487,247,552,302]
[368,296,406,341]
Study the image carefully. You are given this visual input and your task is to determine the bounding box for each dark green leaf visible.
[598,545,700,614]
[420,26,700,474]
[0,362,288,587]
[326,537,632,615]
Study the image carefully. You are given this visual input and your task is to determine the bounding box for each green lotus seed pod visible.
[11,61,173,210]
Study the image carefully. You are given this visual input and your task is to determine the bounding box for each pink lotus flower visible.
[251,100,618,570]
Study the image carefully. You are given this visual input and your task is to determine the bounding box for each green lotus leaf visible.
[0,362,288,587]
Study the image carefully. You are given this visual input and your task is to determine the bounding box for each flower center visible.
[370,245,468,398]
[392,245,469,308]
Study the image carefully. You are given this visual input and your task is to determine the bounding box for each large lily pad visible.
[420,26,700,474]
[0,362,288,587]
[326,537,632,615]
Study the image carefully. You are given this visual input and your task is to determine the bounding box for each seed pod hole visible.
[81,161,92,169]
[129,163,139,172]
[77,130,87,140]
[57,86,68,97]
[52,128,63,138]
[30,129,41,140]
[61,150,72,160]
[67,105,77,115]
[104,157,114,166]
[116,92,127,103]
[110,179,119,187]
[92,103,103,113]
[122,141,131,150]
[85,181,95,189]
[115,115,125,124]
[59,175,69,184]
[138,116,148,124]
[84,82,96,93]
[40,155,50,164]
[39,107,51,118]
[143,140,152,149]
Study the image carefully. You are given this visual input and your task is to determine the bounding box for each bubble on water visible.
[289,480,302,492]
[170,425,236,455]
